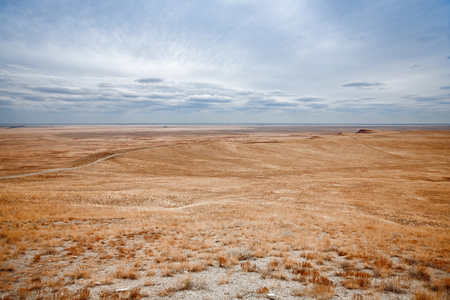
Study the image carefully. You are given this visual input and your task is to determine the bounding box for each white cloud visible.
[135,78,164,84]
[342,81,385,88]
[0,0,449,123]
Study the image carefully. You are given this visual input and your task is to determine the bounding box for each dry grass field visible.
[0,125,449,299]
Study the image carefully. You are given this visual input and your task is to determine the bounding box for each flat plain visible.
[0,125,449,299]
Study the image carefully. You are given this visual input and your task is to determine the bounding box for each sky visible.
[0,0,449,124]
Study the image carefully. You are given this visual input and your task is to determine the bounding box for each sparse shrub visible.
[425,278,449,293]
[310,273,334,287]
[253,248,267,258]
[313,283,335,300]
[444,278,450,291]
[409,266,431,281]
[21,276,44,293]
[43,247,59,255]
[240,261,257,272]
[114,265,138,279]
[324,254,334,262]
[258,266,271,279]
[339,271,372,289]
[1,229,22,244]
[75,287,90,300]
[301,251,317,260]
[228,248,253,260]
[33,254,41,263]
[159,274,206,296]
[267,258,281,271]
[341,260,355,271]
[342,278,369,290]
[128,287,143,299]
[146,266,156,277]
[282,256,297,270]
[372,256,393,277]
[99,290,121,300]
[45,277,66,292]
[160,263,174,277]
[379,277,406,294]
[168,250,187,262]
[413,290,436,300]
[293,268,335,299]
[256,286,269,294]
[0,265,14,272]
[258,259,283,279]
[292,287,308,297]
[67,266,92,279]
[186,261,206,272]
[292,267,315,276]
[49,287,90,300]
[324,244,339,253]
[373,257,393,269]
[352,294,363,300]
[293,282,334,299]
[66,243,84,256]
[270,269,289,280]
[217,253,238,268]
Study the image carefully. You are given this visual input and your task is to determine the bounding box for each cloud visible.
[295,96,324,102]
[135,78,164,84]
[269,90,286,96]
[246,99,296,108]
[342,81,385,88]
[329,97,384,111]
[98,82,113,88]
[404,94,450,103]
[22,95,46,102]
[0,99,13,106]
[28,86,91,95]
[0,89,33,97]
[145,93,174,100]
[305,103,328,109]
[186,95,232,103]
[120,93,140,99]
[6,64,35,71]
[0,70,12,82]
[0,1,449,123]
[331,102,404,114]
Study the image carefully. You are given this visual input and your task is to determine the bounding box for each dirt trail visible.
[0,134,414,179]
[0,145,176,179]
[348,135,402,158]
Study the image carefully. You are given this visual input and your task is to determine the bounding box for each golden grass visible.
[159,274,206,296]
[67,266,92,280]
[339,271,372,289]
[114,265,139,280]
[0,127,449,299]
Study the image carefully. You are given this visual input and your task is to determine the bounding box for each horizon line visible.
[1,122,450,126]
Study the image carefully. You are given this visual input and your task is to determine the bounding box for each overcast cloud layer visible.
[0,0,449,123]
